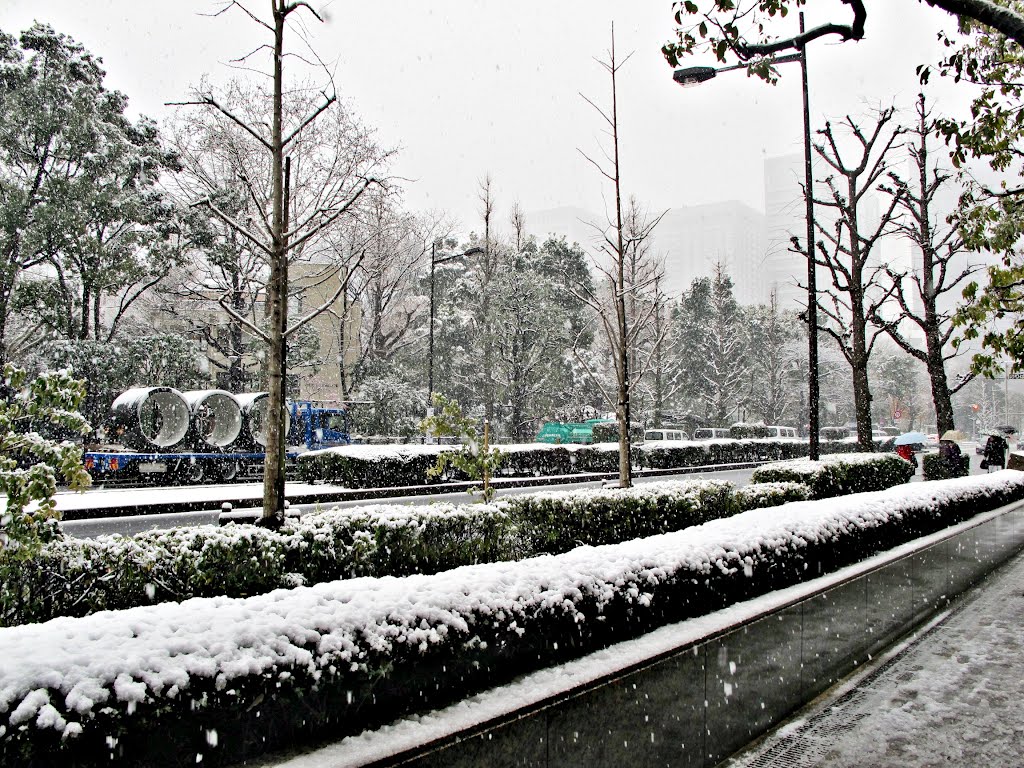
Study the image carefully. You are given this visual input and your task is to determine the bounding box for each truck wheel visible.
[181,462,205,484]
[219,461,239,482]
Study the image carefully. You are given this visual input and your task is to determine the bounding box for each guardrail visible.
[316,498,1024,768]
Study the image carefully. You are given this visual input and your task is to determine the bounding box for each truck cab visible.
[287,401,352,451]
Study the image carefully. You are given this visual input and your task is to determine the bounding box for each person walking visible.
[896,442,918,471]
[939,438,965,478]
[982,433,1008,471]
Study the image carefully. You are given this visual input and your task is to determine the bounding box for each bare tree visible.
[477,174,499,425]
[335,195,448,397]
[873,95,980,434]
[809,107,904,450]
[173,1,383,522]
[574,27,665,487]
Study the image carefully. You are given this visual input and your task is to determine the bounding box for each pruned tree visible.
[809,107,904,449]
[176,1,384,522]
[574,29,665,487]
[872,94,979,434]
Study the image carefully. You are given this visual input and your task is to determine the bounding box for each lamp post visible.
[427,243,484,409]
[673,14,820,460]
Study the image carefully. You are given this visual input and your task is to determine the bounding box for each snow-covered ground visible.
[46,481,350,513]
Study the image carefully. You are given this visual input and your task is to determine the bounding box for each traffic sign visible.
[893,409,903,419]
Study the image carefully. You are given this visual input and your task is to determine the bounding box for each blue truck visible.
[83,392,356,485]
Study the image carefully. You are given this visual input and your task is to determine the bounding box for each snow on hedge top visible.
[500,478,732,508]
[757,452,895,473]
[2,471,1022,735]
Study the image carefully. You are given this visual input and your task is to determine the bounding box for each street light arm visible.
[733,1,866,60]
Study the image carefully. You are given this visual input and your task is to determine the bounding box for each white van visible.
[766,425,798,439]
[644,428,688,442]
[693,427,730,440]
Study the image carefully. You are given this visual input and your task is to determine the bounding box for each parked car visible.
[644,428,688,442]
[765,425,798,439]
[693,427,730,440]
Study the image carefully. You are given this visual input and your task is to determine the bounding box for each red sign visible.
[893,410,903,419]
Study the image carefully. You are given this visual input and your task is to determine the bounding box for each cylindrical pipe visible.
[182,390,243,449]
[109,387,191,450]
[235,392,291,449]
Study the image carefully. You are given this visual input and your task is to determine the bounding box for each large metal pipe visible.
[109,387,191,450]
[181,390,243,449]
[234,392,290,449]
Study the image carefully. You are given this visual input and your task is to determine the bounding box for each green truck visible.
[535,419,642,444]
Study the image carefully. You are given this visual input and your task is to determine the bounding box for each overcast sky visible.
[2,1,968,236]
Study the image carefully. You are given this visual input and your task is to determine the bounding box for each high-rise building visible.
[648,202,766,301]
[762,153,808,310]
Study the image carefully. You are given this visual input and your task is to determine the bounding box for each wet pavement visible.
[723,545,1024,767]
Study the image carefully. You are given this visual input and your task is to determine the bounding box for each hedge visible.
[3,472,1023,767]
[297,438,874,487]
[0,480,808,627]
[749,452,915,499]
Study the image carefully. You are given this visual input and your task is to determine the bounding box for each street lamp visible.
[672,15,820,460]
[427,243,483,410]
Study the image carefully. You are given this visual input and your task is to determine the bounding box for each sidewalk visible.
[724,546,1024,767]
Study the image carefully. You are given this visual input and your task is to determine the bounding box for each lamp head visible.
[673,66,718,87]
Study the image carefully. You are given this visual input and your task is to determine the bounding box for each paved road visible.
[59,466,757,538]
[724,546,1024,768]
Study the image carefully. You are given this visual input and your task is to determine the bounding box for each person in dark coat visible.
[983,434,1008,471]
[939,439,965,477]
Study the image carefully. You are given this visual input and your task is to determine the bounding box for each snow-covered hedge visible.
[1,480,809,627]
[297,439,873,486]
[3,472,1023,767]
[750,452,914,499]
[732,481,810,511]
[506,480,735,555]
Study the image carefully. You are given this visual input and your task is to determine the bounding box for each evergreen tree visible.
[746,292,803,425]
[0,24,180,362]
[675,266,748,424]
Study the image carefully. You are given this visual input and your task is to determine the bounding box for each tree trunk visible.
[0,269,13,367]
[851,290,874,450]
[261,1,288,523]
[925,326,955,434]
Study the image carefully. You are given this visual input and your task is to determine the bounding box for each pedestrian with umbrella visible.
[894,431,925,471]
[981,431,1008,471]
[939,429,969,477]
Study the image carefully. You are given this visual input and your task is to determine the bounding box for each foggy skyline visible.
[1,1,970,240]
